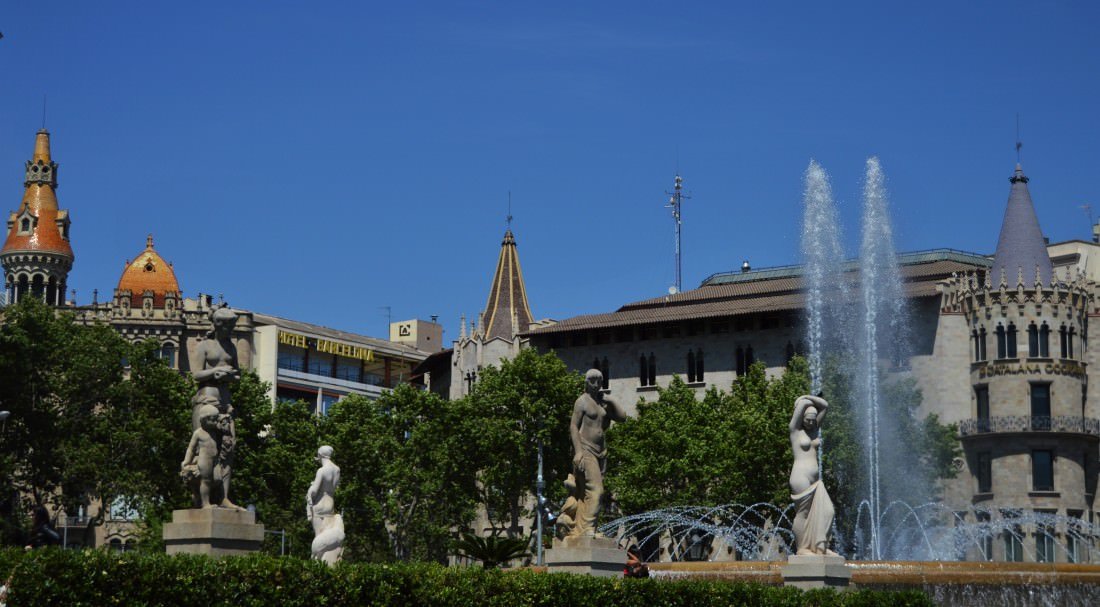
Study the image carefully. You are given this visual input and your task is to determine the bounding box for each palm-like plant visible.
[452,532,531,568]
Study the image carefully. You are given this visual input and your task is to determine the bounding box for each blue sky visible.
[1,2,1098,342]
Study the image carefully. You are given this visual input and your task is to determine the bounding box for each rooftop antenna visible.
[507,191,513,231]
[379,305,392,333]
[1015,113,1022,164]
[665,173,690,293]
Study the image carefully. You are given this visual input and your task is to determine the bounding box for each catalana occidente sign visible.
[978,360,1085,379]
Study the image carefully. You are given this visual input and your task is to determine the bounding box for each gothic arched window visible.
[996,324,1007,359]
[1028,322,1039,358]
[1006,322,1018,358]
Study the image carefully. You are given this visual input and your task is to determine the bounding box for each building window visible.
[1035,519,1056,563]
[160,343,177,369]
[746,346,755,369]
[1004,527,1023,562]
[308,355,333,377]
[686,349,704,383]
[278,347,306,372]
[1060,325,1068,359]
[977,452,992,493]
[995,324,1006,359]
[736,346,756,376]
[592,357,609,388]
[19,217,30,233]
[1006,322,1017,358]
[975,386,990,431]
[647,353,656,386]
[662,324,681,339]
[1028,323,1039,357]
[1032,450,1054,491]
[614,328,633,342]
[335,358,360,382]
[1069,327,1076,359]
[976,511,993,561]
[734,317,753,332]
[1030,383,1051,430]
[639,354,648,386]
[686,320,704,336]
[710,321,729,335]
[978,326,987,361]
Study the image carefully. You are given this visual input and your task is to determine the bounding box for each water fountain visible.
[599,158,1100,603]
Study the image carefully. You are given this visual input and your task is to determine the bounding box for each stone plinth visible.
[780,554,851,589]
[545,535,627,577]
[163,508,264,556]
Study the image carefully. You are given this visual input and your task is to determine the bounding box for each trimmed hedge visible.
[0,549,932,607]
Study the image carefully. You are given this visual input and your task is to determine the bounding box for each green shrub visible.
[0,548,931,606]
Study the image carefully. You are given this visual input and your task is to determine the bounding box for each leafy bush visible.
[0,548,932,606]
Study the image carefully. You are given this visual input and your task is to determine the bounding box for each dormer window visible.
[20,218,30,233]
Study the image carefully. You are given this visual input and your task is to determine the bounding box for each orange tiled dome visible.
[117,235,181,307]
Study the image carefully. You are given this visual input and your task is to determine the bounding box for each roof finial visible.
[146,234,154,249]
[42,94,47,131]
[506,191,513,232]
[1015,113,1022,164]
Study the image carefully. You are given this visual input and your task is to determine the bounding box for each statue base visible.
[163,508,265,556]
[545,535,627,577]
[780,554,851,589]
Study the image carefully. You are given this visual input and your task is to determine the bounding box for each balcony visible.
[959,416,1100,438]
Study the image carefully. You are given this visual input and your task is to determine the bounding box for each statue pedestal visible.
[545,535,627,577]
[780,554,851,589]
[163,508,264,556]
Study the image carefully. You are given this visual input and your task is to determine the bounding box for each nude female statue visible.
[187,304,242,509]
[789,394,837,556]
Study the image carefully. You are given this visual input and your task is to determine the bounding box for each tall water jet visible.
[857,156,910,560]
[800,160,847,393]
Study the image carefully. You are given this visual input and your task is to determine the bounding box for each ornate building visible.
[1,130,73,306]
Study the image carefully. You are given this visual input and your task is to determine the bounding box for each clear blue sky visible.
[2,2,1098,341]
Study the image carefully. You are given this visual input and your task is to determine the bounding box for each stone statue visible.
[182,304,242,509]
[789,395,837,556]
[307,445,344,565]
[559,369,626,537]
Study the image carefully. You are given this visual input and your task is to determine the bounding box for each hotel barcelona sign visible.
[978,360,1085,379]
[278,331,375,362]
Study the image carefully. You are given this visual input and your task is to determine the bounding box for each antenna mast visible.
[665,174,688,292]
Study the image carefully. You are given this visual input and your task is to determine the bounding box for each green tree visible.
[463,349,582,535]
[0,298,192,546]
[324,386,479,562]
[607,360,809,515]
[229,372,322,557]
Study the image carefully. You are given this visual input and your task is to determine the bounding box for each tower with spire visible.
[2,129,74,305]
[939,161,1095,561]
[450,227,536,399]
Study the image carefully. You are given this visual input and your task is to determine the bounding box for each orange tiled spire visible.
[2,129,74,258]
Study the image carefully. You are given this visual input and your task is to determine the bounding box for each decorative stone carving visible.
[788,395,836,556]
[558,369,626,538]
[181,303,242,509]
[307,446,344,565]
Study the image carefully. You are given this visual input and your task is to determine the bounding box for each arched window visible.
[978,326,988,362]
[687,350,696,383]
[1006,322,1017,358]
[996,324,1007,359]
[1039,322,1050,358]
[16,275,28,304]
[1069,327,1076,359]
[20,218,30,233]
[1060,325,1068,359]
[161,343,177,369]
[647,353,656,386]
[1028,323,1039,357]
[639,354,648,386]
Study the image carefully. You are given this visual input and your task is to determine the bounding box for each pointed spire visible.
[479,229,534,341]
[33,129,52,163]
[990,163,1053,286]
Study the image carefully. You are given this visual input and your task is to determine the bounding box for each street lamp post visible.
[535,438,546,566]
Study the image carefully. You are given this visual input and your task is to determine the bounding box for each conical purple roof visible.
[990,164,1053,285]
